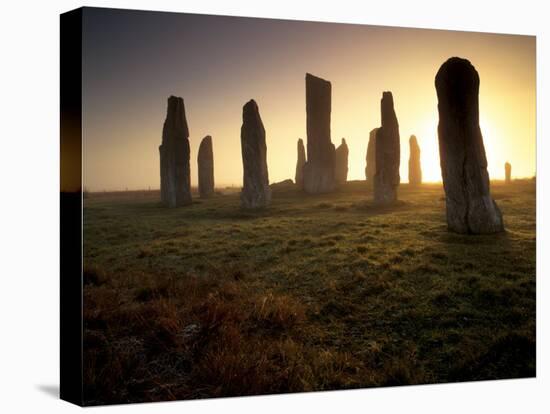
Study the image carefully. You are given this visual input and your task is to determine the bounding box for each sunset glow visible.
[82,9,535,191]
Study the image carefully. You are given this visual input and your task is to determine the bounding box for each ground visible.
[82,180,536,405]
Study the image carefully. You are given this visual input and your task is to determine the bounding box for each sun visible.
[415,118,441,183]
[480,117,506,180]
[410,116,505,184]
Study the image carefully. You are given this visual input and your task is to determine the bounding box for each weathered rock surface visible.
[159,95,192,207]
[374,92,400,204]
[197,135,214,198]
[435,57,504,234]
[240,100,271,208]
[408,135,422,186]
[270,179,295,192]
[295,138,306,190]
[335,138,349,186]
[303,73,336,193]
[505,162,512,184]
[365,128,378,184]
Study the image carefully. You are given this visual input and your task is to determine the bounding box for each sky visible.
[82,7,536,191]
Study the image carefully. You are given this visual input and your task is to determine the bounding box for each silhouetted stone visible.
[303,73,336,193]
[270,179,295,192]
[240,100,271,209]
[335,138,349,186]
[505,162,512,184]
[435,57,504,234]
[197,135,214,198]
[159,96,191,207]
[374,92,400,204]
[295,138,306,190]
[408,135,422,186]
[365,128,378,184]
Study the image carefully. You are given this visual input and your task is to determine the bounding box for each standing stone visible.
[335,138,349,186]
[374,92,400,204]
[303,73,336,193]
[240,100,271,208]
[408,135,422,186]
[159,95,191,207]
[435,57,504,234]
[197,135,214,198]
[505,162,512,184]
[365,128,378,184]
[295,138,306,190]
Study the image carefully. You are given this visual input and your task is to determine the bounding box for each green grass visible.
[82,179,536,405]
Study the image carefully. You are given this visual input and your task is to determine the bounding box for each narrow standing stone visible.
[197,135,215,198]
[374,92,400,204]
[435,57,504,233]
[505,162,512,184]
[159,95,192,207]
[408,135,422,186]
[303,73,336,193]
[295,138,306,190]
[335,138,349,186]
[365,128,378,184]
[240,100,271,208]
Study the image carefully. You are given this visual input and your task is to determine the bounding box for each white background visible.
[0,0,547,412]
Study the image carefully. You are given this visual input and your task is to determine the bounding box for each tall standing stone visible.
[303,73,336,193]
[240,100,271,208]
[335,138,349,186]
[365,128,378,184]
[435,57,504,234]
[408,135,422,186]
[159,95,192,207]
[197,135,214,198]
[505,162,512,184]
[374,92,400,204]
[295,138,306,190]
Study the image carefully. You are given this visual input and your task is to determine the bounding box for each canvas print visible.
[60,6,536,406]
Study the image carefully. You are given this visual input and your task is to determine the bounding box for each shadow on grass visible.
[438,229,512,245]
[350,200,411,215]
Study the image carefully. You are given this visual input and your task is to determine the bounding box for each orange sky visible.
[82,9,536,191]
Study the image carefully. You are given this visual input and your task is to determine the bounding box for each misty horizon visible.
[80,8,535,192]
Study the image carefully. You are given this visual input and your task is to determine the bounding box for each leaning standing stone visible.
[408,135,422,186]
[374,92,400,204]
[295,138,306,190]
[435,57,504,233]
[198,135,215,198]
[240,100,271,209]
[365,128,377,185]
[303,73,336,193]
[159,95,192,207]
[505,162,512,184]
[335,138,349,186]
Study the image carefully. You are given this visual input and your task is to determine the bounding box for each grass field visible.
[82,179,536,405]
